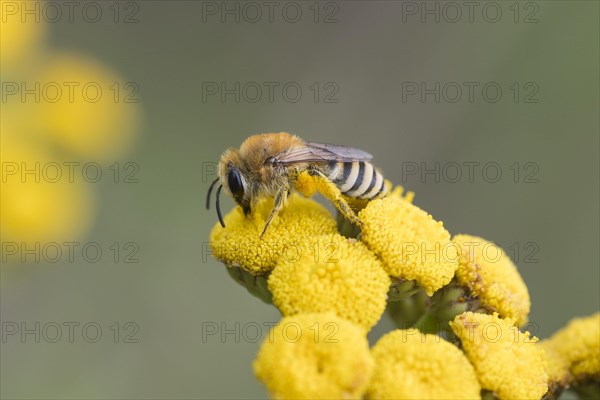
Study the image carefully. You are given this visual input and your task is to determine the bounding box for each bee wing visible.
[274,142,373,164]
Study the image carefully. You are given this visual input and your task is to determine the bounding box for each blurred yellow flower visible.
[1,3,140,267]
[0,0,47,69]
[253,312,373,399]
[540,312,600,384]
[0,135,95,246]
[452,234,531,327]
[540,341,570,390]
[33,53,141,163]
[359,195,458,295]
[268,234,390,330]
[450,312,548,400]
[210,193,338,274]
[366,329,481,400]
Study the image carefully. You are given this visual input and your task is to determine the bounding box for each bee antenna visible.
[206,177,220,210]
[216,184,225,228]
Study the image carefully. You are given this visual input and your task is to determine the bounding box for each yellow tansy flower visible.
[35,53,141,163]
[360,195,458,295]
[539,341,570,390]
[253,313,374,399]
[540,313,600,383]
[0,0,46,69]
[452,234,531,327]
[387,184,416,203]
[268,234,390,330]
[1,135,95,246]
[210,193,338,274]
[450,312,548,400]
[366,329,480,400]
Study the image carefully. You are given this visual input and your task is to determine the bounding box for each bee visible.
[207,132,389,238]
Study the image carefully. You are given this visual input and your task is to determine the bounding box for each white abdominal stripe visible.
[327,161,386,200]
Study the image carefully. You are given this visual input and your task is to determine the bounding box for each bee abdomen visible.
[326,161,387,200]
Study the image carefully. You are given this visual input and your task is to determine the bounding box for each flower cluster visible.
[209,170,599,399]
[1,10,140,247]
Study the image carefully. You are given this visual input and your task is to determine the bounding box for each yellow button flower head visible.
[0,0,47,69]
[253,313,374,399]
[1,135,95,246]
[540,312,600,383]
[210,194,338,274]
[450,312,548,400]
[452,234,531,327]
[539,341,570,391]
[359,195,458,295]
[268,234,390,330]
[366,329,481,399]
[35,53,141,163]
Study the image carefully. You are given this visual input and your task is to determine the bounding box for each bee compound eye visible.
[227,169,244,198]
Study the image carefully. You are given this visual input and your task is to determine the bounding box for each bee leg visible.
[305,170,363,227]
[335,199,363,226]
[260,187,287,239]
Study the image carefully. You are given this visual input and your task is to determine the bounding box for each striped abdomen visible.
[324,161,388,200]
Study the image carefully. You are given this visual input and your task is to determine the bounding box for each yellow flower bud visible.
[1,135,95,246]
[253,313,373,399]
[210,194,338,274]
[0,0,46,69]
[366,329,481,399]
[540,312,599,384]
[268,234,390,330]
[360,195,458,296]
[450,312,548,399]
[34,53,141,163]
[452,234,531,326]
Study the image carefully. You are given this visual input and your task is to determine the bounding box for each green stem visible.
[571,379,600,400]
[413,310,441,333]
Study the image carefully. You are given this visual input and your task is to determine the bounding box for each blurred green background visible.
[1,1,598,398]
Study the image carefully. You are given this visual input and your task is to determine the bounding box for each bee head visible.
[224,163,250,215]
[207,150,252,228]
